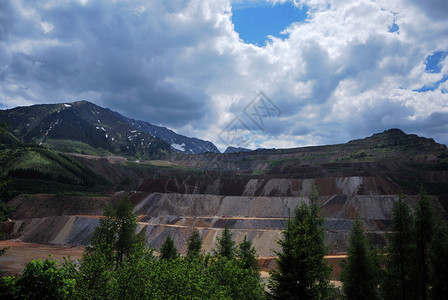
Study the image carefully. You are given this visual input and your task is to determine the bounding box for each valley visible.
[1,126,447,279]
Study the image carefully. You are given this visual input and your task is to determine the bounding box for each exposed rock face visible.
[7,178,441,256]
[0,101,219,155]
[2,129,447,257]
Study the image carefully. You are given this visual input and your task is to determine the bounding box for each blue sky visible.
[414,51,448,92]
[0,0,448,151]
[232,1,308,45]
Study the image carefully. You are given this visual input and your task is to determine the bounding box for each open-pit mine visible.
[1,129,447,278]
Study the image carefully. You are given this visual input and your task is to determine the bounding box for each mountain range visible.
[0,101,219,158]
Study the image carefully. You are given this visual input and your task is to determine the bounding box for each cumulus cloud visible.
[1,0,447,151]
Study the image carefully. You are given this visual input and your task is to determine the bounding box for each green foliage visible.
[382,194,415,300]
[44,139,114,156]
[207,256,265,300]
[0,145,111,198]
[213,223,236,259]
[0,179,14,221]
[341,217,382,299]
[268,159,288,170]
[0,179,13,261]
[380,189,448,300]
[251,169,267,175]
[0,275,18,299]
[434,151,448,170]
[114,196,140,264]
[14,257,76,299]
[382,191,448,300]
[236,235,260,274]
[76,244,115,299]
[430,217,448,298]
[0,200,15,221]
[414,188,434,299]
[87,194,142,267]
[186,228,203,259]
[3,225,265,300]
[268,185,332,299]
[337,151,373,161]
[160,235,179,260]
[77,237,263,299]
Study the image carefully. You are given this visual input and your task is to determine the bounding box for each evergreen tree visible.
[268,185,332,299]
[207,256,265,300]
[414,188,434,300]
[236,235,260,274]
[0,179,13,261]
[430,216,448,298]
[160,235,179,260]
[186,228,203,259]
[87,194,141,266]
[383,195,415,300]
[341,217,381,299]
[214,223,235,259]
[114,196,139,265]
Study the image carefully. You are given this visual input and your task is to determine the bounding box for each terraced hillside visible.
[1,129,447,259]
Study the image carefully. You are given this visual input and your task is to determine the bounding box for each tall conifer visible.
[268,185,331,299]
[341,217,381,299]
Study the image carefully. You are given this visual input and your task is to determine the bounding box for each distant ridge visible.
[0,101,219,157]
[224,146,252,154]
[121,116,220,154]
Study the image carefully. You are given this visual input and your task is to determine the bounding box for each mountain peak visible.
[0,101,220,156]
[347,128,447,152]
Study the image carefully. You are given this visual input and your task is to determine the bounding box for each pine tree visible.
[430,216,448,298]
[160,235,179,260]
[186,228,202,259]
[383,194,415,300]
[214,223,235,259]
[414,188,434,300]
[268,185,332,299]
[236,235,260,274]
[341,217,381,299]
[87,194,141,266]
[114,195,139,265]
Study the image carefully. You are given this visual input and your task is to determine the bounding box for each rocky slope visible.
[1,129,447,258]
[122,117,220,154]
[0,100,219,157]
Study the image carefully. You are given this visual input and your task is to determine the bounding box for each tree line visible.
[1,187,447,299]
[340,189,448,300]
[0,195,264,299]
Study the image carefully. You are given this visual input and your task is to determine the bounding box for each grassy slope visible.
[0,145,112,199]
[43,139,114,156]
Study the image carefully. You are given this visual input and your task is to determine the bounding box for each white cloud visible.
[1,0,448,149]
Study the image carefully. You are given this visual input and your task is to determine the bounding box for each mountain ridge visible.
[0,100,220,157]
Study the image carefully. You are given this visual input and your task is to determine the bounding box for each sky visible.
[0,0,448,151]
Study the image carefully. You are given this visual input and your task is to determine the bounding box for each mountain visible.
[2,128,447,261]
[0,100,219,157]
[224,146,252,153]
[121,116,220,154]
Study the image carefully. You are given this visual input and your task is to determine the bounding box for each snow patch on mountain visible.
[171,143,186,152]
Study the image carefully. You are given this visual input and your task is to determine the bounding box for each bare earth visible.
[0,240,346,280]
[0,240,84,276]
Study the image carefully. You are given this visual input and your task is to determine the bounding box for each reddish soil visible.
[0,241,84,276]
[0,240,347,280]
[258,254,347,280]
